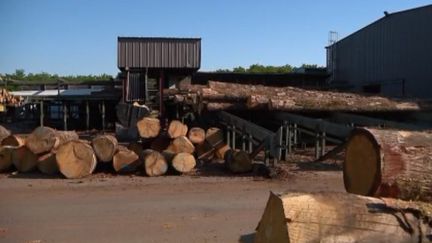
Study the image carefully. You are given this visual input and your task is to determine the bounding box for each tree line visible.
[0,69,113,83]
[215,64,323,73]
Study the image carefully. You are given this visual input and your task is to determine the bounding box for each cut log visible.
[0,125,11,143]
[188,127,205,144]
[168,136,195,154]
[344,128,432,202]
[54,131,79,149]
[142,149,168,176]
[91,134,118,162]
[56,140,97,179]
[0,146,14,172]
[215,144,230,160]
[137,117,161,138]
[172,152,196,173]
[12,146,38,172]
[25,126,57,154]
[1,135,25,147]
[112,145,141,173]
[205,127,224,147]
[200,88,248,102]
[255,192,432,243]
[37,152,58,175]
[206,102,247,111]
[167,120,188,139]
[150,135,171,152]
[225,150,252,173]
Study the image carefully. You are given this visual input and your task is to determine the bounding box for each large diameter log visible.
[255,192,432,243]
[54,131,79,149]
[92,134,118,162]
[142,149,168,176]
[0,125,11,143]
[225,150,252,173]
[26,126,57,154]
[172,152,196,173]
[0,146,14,172]
[167,136,195,154]
[1,135,25,147]
[12,146,38,172]
[112,146,141,173]
[137,117,161,138]
[37,152,58,175]
[187,127,205,144]
[344,128,432,202]
[167,120,188,139]
[56,141,97,179]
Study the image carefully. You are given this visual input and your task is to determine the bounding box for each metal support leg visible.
[232,125,236,149]
[39,100,44,127]
[226,126,231,147]
[287,123,292,157]
[321,132,326,156]
[248,134,253,153]
[63,102,67,131]
[278,125,283,161]
[101,100,106,131]
[86,101,90,131]
[293,123,298,145]
[242,134,246,151]
[315,132,320,159]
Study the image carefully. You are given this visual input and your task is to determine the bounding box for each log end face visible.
[344,129,381,196]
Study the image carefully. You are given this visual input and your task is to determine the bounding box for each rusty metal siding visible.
[328,5,432,98]
[118,37,201,69]
[126,72,146,101]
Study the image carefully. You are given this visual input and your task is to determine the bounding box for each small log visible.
[255,192,432,243]
[172,152,196,173]
[137,117,161,138]
[0,125,11,143]
[188,127,205,144]
[37,152,58,175]
[142,149,168,176]
[1,135,25,147]
[225,150,252,173]
[168,136,195,154]
[25,126,57,154]
[205,127,224,148]
[150,135,171,152]
[167,120,188,139]
[215,144,230,160]
[0,146,14,172]
[112,145,141,173]
[12,146,38,172]
[344,128,432,202]
[91,134,118,162]
[56,140,97,179]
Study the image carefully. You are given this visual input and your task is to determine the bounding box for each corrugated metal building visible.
[327,5,432,98]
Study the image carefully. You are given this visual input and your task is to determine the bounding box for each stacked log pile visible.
[0,88,23,106]
[165,81,428,112]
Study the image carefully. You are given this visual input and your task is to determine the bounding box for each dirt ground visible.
[0,162,343,243]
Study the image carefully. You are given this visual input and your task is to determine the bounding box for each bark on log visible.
[0,125,11,143]
[225,150,252,173]
[200,88,248,102]
[37,152,58,175]
[150,135,171,152]
[172,152,196,173]
[215,144,230,160]
[344,128,432,202]
[112,145,141,173]
[205,127,224,148]
[206,102,247,111]
[255,192,432,243]
[137,117,161,138]
[91,134,118,162]
[195,141,215,160]
[128,142,143,160]
[12,146,38,172]
[188,127,205,144]
[56,141,97,179]
[167,120,188,139]
[1,135,25,147]
[0,146,14,172]
[167,136,195,154]
[54,131,79,149]
[246,95,270,109]
[26,126,57,154]
[142,149,168,176]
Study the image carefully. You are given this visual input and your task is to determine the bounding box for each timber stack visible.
[0,88,23,107]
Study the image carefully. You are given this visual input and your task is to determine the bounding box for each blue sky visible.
[0,0,430,76]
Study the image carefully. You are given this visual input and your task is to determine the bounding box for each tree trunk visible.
[137,117,161,138]
[206,102,247,111]
[112,145,141,173]
[56,140,97,179]
[0,146,14,172]
[205,127,224,148]
[188,127,205,144]
[1,135,25,147]
[12,145,38,172]
[344,128,432,202]
[172,152,196,173]
[167,120,188,139]
[255,192,432,243]
[91,134,118,162]
[167,136,195,154]
[142,149,168,176]
[37,152,58,175]
[215,144,230,160]
[225,150,252,173]
[25,126,58,154]
[0,125,11,143]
